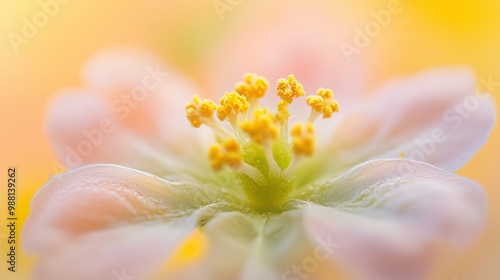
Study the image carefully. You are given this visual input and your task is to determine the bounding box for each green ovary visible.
[236,140,295,213]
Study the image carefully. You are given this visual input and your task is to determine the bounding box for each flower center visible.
[186,73,339,213]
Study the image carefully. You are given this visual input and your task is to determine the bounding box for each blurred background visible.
[0,0,499,279]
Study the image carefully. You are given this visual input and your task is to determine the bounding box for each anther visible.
[216,92,250,126]
[240,108,279,145]
[235,73,269,105]
[185,95,217,128]
[277,74,305,103]
[208,138,243,171]
[306,88,339,122]
[290,122,315,156]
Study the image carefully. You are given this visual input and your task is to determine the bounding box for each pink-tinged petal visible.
[45,91,207,176]
[204,0,365,106]
[81,48,202,143]
[301,159,486,280]
[23,164,220,253]
[82,47,166,97]
[304,206,433,280]
[34,220,195,280]
[329,67,496,172]
[46,91,138,168]
[48,49,208,172]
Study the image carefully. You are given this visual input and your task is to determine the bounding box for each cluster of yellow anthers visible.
[185,96,216,128]
[290,123,315,156]
[208,139,242,171]
[306,88,340,120]
[235,73,268,104]
[186,73,339,171]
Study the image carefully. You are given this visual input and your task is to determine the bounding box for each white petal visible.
[23,164,222,253]
[301,159,486,280]
[174,211,312,280]
[34,220,195,280]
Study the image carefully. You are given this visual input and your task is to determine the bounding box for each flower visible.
[23,47,496,280]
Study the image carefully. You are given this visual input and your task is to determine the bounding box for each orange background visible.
[1,0,499,279]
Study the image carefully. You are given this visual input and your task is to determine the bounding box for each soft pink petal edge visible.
[328,67,496,172]
[81,47,203,144]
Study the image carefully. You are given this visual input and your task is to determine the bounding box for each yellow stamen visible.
[208,139,242,171]
[186,73,342,213]
[240,108,279,144]
[306,88,339,121]
[185,95,217,128]
[277,74,305,103]
[275,75,305,124]
[235,73,269,103]
[216,92,250,124]
[275,100,291,123]
[291,122,315,156]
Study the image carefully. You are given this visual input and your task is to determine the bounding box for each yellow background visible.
[0,0,499,279]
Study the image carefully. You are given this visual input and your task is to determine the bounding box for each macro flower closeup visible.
[22,49,495,280]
